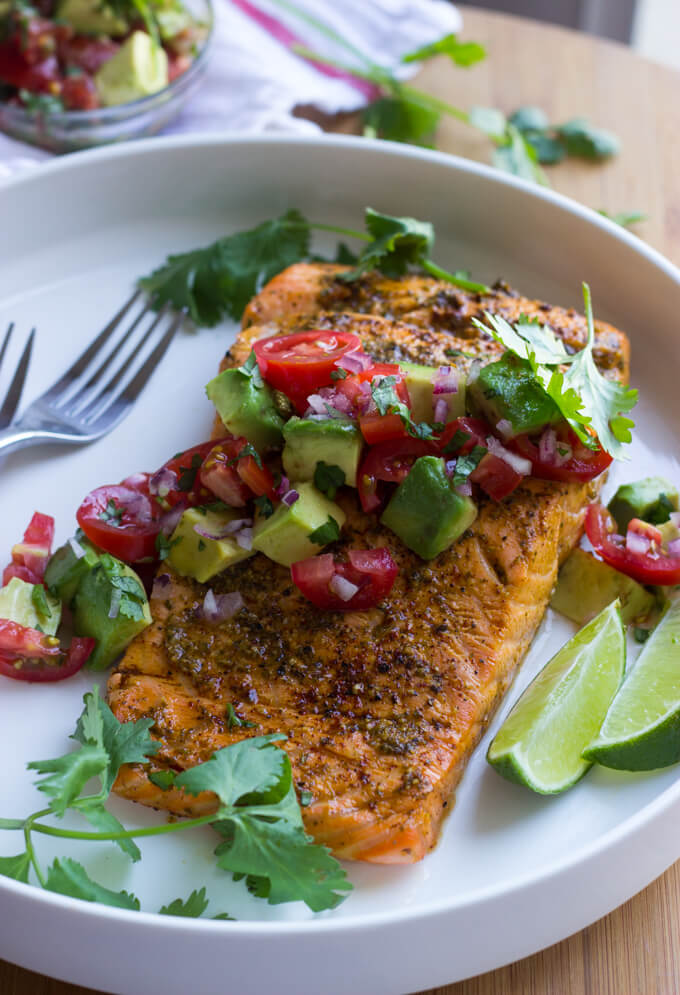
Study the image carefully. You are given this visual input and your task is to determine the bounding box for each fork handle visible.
[0,425,77,456]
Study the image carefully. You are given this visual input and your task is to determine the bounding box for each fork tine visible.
[79,306,180,426]
[40,290,141,403]
[0,328,34,428]
[0,323,14,370]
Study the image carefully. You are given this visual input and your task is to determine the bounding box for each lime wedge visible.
[487,601,625,793]
[583,599,680,770]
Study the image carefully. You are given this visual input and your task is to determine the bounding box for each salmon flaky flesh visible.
[108,264,631,864]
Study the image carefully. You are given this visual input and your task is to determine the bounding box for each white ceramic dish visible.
[1,135,680,995]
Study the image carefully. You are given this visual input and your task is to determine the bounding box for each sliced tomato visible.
[76,484,161,563]
[199,440,252,507]
[358,411,409,445]
[253,330,362,413]
[0,621,94,683]
[0,44,59,92]
[509,427,612,483]
[469,452,523,501]
[3,512,55,585]
[585,503,680,586]
[155,440,227,508]
[236,453,276,499]
[357,438,439,512]
[439,416,490,454]
[291,548,398,611]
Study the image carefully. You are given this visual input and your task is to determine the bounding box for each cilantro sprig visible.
[140,207,489,328]
[0,689,351,915]
[473,284,637,459]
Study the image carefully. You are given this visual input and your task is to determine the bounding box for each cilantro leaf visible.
[508,106,549,133]
[371,374,402,415]
[492,124,548,186]
[557,118,620,160]
[31,583,52,619]
[240,350,264,387]
[159,887,210,918]
[314,461,346,499]
[177,452,204,492]
[228,442,262,470]
[454,445,487,486]
[0,852,31,883]
[139,210,311,326]
[467,105,506,138]
[598,209,647,229]
[476,311,571,366]
[402,33,486,68]
[308,516,341,546]
[175,734,289,809]
[28,744,109,817]
[254,495,274,519]
[98,555,148,623]
[148,770,177,790]
[442,429,471,454]
[156,532,181,560]
[362,91,440,147]
[45,858,140,910]
[344,208,434,280]
[225,703,256,729]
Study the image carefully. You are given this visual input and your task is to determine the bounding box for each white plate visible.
[1,135,680,995]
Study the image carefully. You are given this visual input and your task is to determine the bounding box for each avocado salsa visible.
[0,0,205,111]
[0,313,671,683]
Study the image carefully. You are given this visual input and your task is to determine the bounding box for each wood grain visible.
[2,6,680,993]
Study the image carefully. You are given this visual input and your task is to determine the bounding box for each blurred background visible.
[469,0,680,69]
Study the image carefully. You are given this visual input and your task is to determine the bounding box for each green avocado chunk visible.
[95,32,169,108]
[282,417,362,488]
[168,506,254,583]
[206,367,285,453]
[607,477,679,532]
[44,536,100,607]
[381,455,477,560]
[399,361,466,425]
[56,0,127,36]
[73,555,151,671]
[0,577,61,636]
[467,353,561,435]
[252,482,346,566]
[550,548,656,626]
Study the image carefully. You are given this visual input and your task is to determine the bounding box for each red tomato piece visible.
[469,452,523,501]
[61,72,99,110]
[236,453,276,499]
[439,416,490,454]
[585,503,680,586]
[76,484,161,563]
[57,35,119,74]
[291,548,398,611]
[358,411,409,445]
[3,511,55,584]
[253,330,362,413]
[509,428,612,483]
[157,439,230,508]
[199,440,252,507]
[357,437,439,512]
[0,621,94,683]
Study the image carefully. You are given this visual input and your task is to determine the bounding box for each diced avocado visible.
[95,32,169,108]
[44,537,100,607]
[400,361,466,425]
[206,367,284,453]
[467,353,561,435]
[168,506,254,583]
[0,577,61,636]
[155,5,194,39]
[608,477,679,532]
[658,520,680,546]
[73,555,151,671]
[252,482,346,566]
[550,547,656,626]
[282,417,362,488]
[56,0,127,35]
[381,455,477,560]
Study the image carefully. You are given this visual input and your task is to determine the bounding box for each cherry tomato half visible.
[291,548,398,611]
[155,440,227,508]
[2,511,55,585]
[585,503,680,586]
[76,484,161,563]
[253,330,362,413]
[0,621,94,683]
[357,437,439,512]
[509,428,612,483]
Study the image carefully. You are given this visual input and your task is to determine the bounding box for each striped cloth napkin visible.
[0,0,461,176]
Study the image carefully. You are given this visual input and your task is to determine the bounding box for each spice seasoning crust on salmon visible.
[108,264,630,864]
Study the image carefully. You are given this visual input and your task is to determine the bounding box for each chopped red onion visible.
[670,512,680,528]
[538,428,557,464]
[194,517,253,541]
[123,472,149,490]
[433,398,449,424]
[456,480,473,497]
[235,527,253,550]
[306,394,327,415]
[149,466,178,499]
[108,587,121,620]
[668,538,680,556]
[282,489,299,507]
[486,436,532,476]
[68,536,86,560]
[328,391,353,415]
[275,476,290,498]
[626,530,651,555]
[444,459,457,478]
[336,350,372,374]
[159,500,187,536]
[329,574,359,602]
[496,419,514,440]
[433,366,459,396]
[202,589,244,623]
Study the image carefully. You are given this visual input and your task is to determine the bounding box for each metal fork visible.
[0,293,183,457]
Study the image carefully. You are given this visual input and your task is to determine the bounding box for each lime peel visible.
[583,598,680,771]
[487,600,625,794]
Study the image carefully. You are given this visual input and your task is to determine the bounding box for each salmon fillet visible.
[108,266,630,864]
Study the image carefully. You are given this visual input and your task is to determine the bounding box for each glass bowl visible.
[0,0,213,154]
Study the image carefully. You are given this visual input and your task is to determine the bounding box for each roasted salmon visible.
[108,266,630,864]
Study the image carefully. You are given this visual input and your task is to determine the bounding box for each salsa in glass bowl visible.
[0,0,212,151]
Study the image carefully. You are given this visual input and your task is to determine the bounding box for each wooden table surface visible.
[2,6,680,994]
